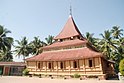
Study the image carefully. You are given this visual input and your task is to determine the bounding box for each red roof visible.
[0,62,26,66]
[43,39,87,49]
[54,15,83,39]
[26,47,102,61]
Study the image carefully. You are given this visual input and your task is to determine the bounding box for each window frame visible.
[89,59,93,67]
[60,62,64,69]
[73,60,78,68]
[48,62,52,69]
[38,62,41,69]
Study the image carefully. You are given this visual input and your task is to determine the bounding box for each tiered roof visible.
[26,15,102,61]
[43,15,87,50]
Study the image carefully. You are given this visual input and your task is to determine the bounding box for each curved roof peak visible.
[54,16,83,40]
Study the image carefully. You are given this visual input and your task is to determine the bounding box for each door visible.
[4,66,10,75]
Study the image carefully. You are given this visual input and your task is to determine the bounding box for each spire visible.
[54,0,83,40]
[69,0,72,16]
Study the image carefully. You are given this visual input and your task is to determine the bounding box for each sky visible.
[0,0,124,62]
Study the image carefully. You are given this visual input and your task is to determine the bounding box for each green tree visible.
[111,26,123,39]
[0,50,13,62]
[29,36,43,55]
[85,32,94,44]
[119,59,124,76]
[0,25,13,52]
[14,37,31,62]
[0,25,13,61]
[98,30,114,59]
[97,27,124,72]
[44,35,54,45]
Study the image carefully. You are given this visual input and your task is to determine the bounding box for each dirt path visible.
[0,76,121,83]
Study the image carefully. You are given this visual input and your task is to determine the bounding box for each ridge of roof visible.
[54,16,83,39]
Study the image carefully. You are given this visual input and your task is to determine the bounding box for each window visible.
[60,62,63,69]
[60,39,63,42]
[89,60,93,67]
[38,62,41,69]
[11,67,18,73]
[73,61,77,68]
[48,62,51,69]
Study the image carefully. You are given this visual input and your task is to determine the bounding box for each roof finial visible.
[69,0,72,16]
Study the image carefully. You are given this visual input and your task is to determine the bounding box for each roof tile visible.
[26,47,102,61]
[54,16,82,39]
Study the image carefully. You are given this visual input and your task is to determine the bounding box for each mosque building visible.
[26,10,115,79]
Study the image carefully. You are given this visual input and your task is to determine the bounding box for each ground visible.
[0,76,122,83]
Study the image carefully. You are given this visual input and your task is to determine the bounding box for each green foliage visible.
[29,36,44,55]
[44,35,54,45]
[14,37,32,61]
[87,75,98,78]
[119,59,124,76]
[0,25,13,62]
[0,51,13,62]
[23,68,29,76]
[73,73,80,78]
[85,26,124,73]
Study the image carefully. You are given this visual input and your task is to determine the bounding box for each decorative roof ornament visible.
[54,0,84,40]
[69,0,72,16]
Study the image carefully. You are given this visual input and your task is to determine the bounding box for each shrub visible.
[119,59,124,76]
[87,75,98,78]
[23,68,29,76]
[70,75,74,78]
[73,73,80,78]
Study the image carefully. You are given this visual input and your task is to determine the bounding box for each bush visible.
[87,75,98,78]
[73,73,80,78]
[23,68,29,76]
[70,75,74,78]
[119,59,124,76]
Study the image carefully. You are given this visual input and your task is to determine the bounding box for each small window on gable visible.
[73,61,77,68]
[60,39,63,42]
[70,37,73,40]
[48,62,51,69]
[38,62,41,69]
[89,59,93,67]
[60,62,63,69]
[77,36,80,39]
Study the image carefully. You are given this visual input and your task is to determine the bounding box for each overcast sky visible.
[0,0,124,62]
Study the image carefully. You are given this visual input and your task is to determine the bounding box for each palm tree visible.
[99,30,114,59]
[85,32,94,44]
[14,37,31,62]
[0,25,13,52]
[0,25,13,62]
[111,26,123,39]
[44,35,54,45]
[0,50,13,62]
[84,32,100,51]
[29,36,43,55]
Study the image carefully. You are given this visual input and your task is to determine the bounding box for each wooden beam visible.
[46,61,47,73]
[69,60,71,75]
[36,61,37,71]
[84,59,86,74]
[57,61,58,76]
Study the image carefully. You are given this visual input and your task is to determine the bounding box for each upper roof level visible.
[42,15,87,52]
[54,15,84,40]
